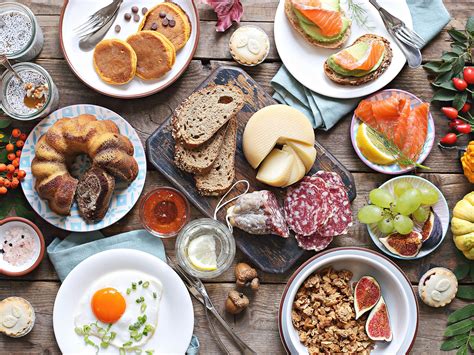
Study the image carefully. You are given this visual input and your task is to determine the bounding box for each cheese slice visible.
[256,148,294,187]
[282,145,306,187]
[285,140,317,173]
[243,105,315,169]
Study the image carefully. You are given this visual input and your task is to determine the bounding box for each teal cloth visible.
[47,229,199,354]
[271,0,451,130]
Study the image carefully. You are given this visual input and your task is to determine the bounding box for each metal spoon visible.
[0,54,25,84]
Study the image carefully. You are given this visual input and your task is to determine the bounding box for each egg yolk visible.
[91,288,126,324]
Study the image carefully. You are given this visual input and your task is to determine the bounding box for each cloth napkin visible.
[47,229,199,354]
[271,0,451,130]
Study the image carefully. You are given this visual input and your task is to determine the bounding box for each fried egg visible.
[74,270,163,353]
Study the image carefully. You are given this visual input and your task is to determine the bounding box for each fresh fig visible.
[366,296,392,342]
[380,231,423,257]
[354,276,381,319]
[421,209,443,249]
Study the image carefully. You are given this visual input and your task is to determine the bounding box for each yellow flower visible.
[0,133,4,140]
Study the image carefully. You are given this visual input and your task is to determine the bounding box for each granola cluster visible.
[24,82,48,109]
[292,267,374,354]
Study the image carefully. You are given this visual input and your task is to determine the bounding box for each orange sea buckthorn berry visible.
[17,170,26,180]
[0,164,6,172]
[12,159,19,168]
[19,133,27,141]
[0,186,7,195]
[0,178,3,186]
[7,153,15,161]
[16,150,21,158]
[3,180,11,188]
[11,179,19,189]
[6,164,15,173]
[6,143,14,152]
[16,140,24,148]
[11,129,21,138]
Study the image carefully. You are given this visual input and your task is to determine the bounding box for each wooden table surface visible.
[1,0,472,354]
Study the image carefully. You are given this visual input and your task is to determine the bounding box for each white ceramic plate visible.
[20,104,147,232]
[368,176,450,260]
[60,0,199,98]
[279,247,418,354]
[53,249,194,354]
[274,0,412,99]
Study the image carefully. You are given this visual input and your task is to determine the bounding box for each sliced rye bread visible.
[174,122,228,174]
[284,0,351,49]
[172,84,244,149]
[194,117,237,196]
[324,34,393,86]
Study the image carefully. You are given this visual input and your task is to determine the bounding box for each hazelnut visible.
[235,262,259,290]
[225,290,249,314]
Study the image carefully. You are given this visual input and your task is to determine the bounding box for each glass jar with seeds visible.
[0,2,44,61]
[0,63,59,120]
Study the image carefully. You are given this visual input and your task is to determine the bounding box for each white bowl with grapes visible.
[358,176,449,260]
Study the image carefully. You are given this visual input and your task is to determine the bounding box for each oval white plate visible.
[368,175,450,260]
[53,249,194,354]
[274,0,412,99]
[279,247,418,354]
[350,89,435,174]
[20,104,147,232]
[60,0,199,98]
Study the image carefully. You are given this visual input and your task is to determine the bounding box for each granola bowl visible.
[279,247,418,354]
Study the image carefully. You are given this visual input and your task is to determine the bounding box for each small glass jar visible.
[0,2,44,61]
[176,218,236,279]
[0,63,59,121]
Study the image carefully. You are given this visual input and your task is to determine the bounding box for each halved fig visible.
[354,276,381,319]
[366,296,392,342]
[421,209,443,249]
[380,231,422,257]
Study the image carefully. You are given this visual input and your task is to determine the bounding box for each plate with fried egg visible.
[53,249,194,354]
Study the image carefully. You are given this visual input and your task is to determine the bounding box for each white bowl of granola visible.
[278,247,418,354]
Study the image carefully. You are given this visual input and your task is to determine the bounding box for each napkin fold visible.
[271,0,451,130]
[47,229,199,354]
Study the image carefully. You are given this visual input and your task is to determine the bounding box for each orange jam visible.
[140,187,189,237]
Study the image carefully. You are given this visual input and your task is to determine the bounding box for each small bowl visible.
[139,187,191,239]
[0,217,45,276]
[367,175,450,260]
[279,247,418,354]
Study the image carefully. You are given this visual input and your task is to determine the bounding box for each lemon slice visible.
[187,235,217,271]
[356,123,396,165]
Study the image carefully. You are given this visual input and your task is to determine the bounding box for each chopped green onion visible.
[145,350,155,355]
[138,280,143,285]
[132,333,143,342]
[127,288,131,295]
[132,282,137,290]
[100,341,109,348]
[153,292,157,299]
[143,281,149,288]
[119,348,126,355]
[123,341,133,347]
[110,332,117,340]
[141,304,147,313]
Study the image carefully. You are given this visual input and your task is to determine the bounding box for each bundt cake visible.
[31,114,139,216]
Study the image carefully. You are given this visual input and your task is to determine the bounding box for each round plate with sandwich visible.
[274,0,413,99]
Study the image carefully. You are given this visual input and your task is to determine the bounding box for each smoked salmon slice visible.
[291,0,343,37]
[334,40,385,71]
[400,103,429,160]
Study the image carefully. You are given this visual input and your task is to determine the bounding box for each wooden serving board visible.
[147,66,356,274]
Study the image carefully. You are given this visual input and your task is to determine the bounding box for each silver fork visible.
[369,0,425,49]
[74,0,123,38]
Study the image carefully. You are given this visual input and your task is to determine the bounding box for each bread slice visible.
[172,84,244,149]
[324,34,393,86]
[284,0,351,49]
[174,122,228,174]
[195,117,237,196]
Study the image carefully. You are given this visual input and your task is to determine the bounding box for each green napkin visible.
[47,229,199,354]
[271,0,451,130]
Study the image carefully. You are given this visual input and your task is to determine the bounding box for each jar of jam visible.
[139,187,190,238]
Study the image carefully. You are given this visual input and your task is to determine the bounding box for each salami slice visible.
[315,170,345,189]
[318,185,353,237]
[295,233,333,251]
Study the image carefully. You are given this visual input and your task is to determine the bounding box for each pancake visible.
[139,2,191,50]
[126,31,176,80]
[93,39,137,85]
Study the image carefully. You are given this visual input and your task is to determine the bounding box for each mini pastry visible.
[93,39,137,85]
[126,31,176,80]
[0,297,35,338]
[418,267,458,308]
[229,26,270,66]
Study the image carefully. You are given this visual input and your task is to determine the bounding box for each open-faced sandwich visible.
[324,34,393,85]
[285,0,351,49]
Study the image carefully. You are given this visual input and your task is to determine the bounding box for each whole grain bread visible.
[172,84,244,149]
[284,0,351,49]
[324,34,393,86]
[174,122,228,174]
[194,117,237,196]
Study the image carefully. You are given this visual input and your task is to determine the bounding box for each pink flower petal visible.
[201,0,243,32]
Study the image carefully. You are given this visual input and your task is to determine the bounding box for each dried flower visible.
[201,0,243,32]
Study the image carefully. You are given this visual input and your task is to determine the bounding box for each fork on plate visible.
[74,0,123,38]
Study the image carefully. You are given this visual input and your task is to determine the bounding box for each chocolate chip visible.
[115,24,121,33]
[131,6,139,13]
[9,243,12,247]
[169,19,176,27]
[0,249,4,254]
[3,240,6,244]
[159,11,166,18]
[124,13,131,21]
[151,22,158,30]
[162,18,169,26]
[166,14,174,21]
[142,7,148,15]
[21,235,24,239]
[133,14,140,22]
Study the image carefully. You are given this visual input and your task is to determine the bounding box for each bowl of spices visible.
[0,217,45,276]
[139,186,190,238]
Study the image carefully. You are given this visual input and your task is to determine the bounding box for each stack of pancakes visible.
[93,1,191,85]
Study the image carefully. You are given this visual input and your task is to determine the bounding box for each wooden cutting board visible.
[147,66,356,274]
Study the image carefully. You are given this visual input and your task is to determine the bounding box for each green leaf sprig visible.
[346,0,375,32]
[441,304,474,352]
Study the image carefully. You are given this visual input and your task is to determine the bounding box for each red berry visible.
[17,170,26,180]
[0,186,7,195]
[7,153,15,161]
[15,140,24,148]
[19,133,27,141]
[5,143,14,152]
[6,164,15,173]
[464,67,474,84]
[449,118,464,128]
[3,180,11,188]
[11,128,21,138]
[456,123,472,134]
[440,133,458,145]
[0,164,6,172]
[15,150,21,157]
[10,178,19,189]
[453,78,468,91]
[441,107,459,119]
[461,102,472,113]
[11,159,19,168]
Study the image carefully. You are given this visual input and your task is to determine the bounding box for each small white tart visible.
[418,267,458,308]
[0,297,35,337]
[229,25,270,66]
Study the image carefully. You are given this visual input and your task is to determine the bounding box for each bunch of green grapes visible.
[357,181,439,235]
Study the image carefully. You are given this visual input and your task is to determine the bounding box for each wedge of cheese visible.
[286,140,317,173]
[256,148,294,187]
[282,145,305,187]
